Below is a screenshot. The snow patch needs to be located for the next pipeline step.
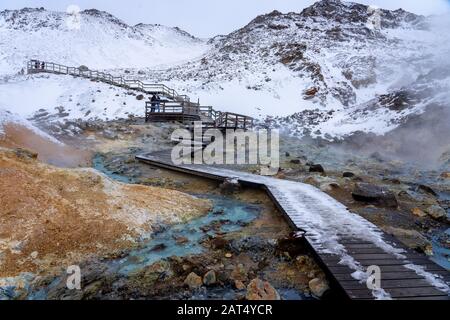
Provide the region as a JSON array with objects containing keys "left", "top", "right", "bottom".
[{"left": 0, "top": 108, "right": 61, "bottom": 144}]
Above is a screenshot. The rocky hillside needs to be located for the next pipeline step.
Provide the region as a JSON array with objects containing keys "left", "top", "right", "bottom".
[
  {"left": 0, "top": 7, "right": 209, "bottom": 74},
  {"left": 1, "top": 1, "right": 449, "bottom": 141},
  {"left": 149, "top": 0, "right": 450, "bottom": 138}
]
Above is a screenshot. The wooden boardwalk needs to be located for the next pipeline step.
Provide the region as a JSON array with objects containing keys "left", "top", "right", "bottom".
[
  {"left": 136, "top": 150, "right": 450, "bottom": 300},
  {"left": 27, "top": 60, "right": 254, "bottom": 128}
]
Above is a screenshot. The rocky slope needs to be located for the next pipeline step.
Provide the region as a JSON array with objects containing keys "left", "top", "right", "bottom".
[
  {"left": 148, "top": 0, "right": 450, "bottom": 139},
  {"left": 1, "top": 1, "right": 449, "bottom": 142},
  {"left": 0, "top": 7, "right": 209, "bottom": 75}
]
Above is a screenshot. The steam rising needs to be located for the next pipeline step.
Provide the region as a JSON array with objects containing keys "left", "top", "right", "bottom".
[{"left": 337, "top": 12, "right": 450, "bottom": 170}]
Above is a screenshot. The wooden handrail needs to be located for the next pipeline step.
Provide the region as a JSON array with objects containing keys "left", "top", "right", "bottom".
[
  {"left": 27, "top": 60, "right": 190, "bottom": 103},
  {"left": 28, "top": 60, "right": 254, "bottom": 129}
]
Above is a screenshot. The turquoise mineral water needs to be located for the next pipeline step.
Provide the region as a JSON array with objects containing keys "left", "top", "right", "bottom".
[{"left": 1, "top": 155, "right": 262, "bottom": 299}]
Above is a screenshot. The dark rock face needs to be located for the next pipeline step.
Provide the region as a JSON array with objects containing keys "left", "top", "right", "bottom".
[
  {"left": 417, "top": 184, "right": 437, "bottom": 197},
  {"left": 343, "top": 171, "right": 355, "bottom": 178},
  {"left": 309, "top": 164, "right": 325, "bottom": 173},
  {"left": 352, "top": 182, "right": 398, "bottom": 207}
]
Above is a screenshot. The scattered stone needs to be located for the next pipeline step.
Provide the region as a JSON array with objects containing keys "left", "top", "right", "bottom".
[
  {"left": 174, "top": 236, "right": 189, "bottom": 245},
  {"left": 352, "top": 183, "right": 398, "bottom": 208},
  {"left": 304, "top": 87, "right": 318, "bottom": 97},
  {"left": 343, "top": 172, "right": 355, "bottom": 178},
  {"left": 440, "top": 172, "right": 450, "bottom": 179},
  {"left": 30, "top": 251, "right": 38, "bottom": 259},
  {"left": 384, "top": 226, "right": 432, "bottom": 254},
  {"left": 79, "top": 65, "right": 89, "bottom": 71},
  {"left": 202, "top": 270, "right": 216, "bottom": 286},
  {"left": 290, "top": 159, "right": 301, "bottom": 164},
  {"left": 411, "top": 208, "right": 427, "bottom": 218},
  {"left": 140, "top": 260, "right": 173, "bottom": 285},
  {"left": 370, "top": 152, "right": 384, "bottom": 162},
  {"left": 150, "top": 243, "right": 167, "bottom": 252},
  {"left": 184, "top": 272, "right": 203, "bottom": 289},
  {"left": 285, "top": 152, "right": 290, "bottom": 157},
  {"left": 308, "top": 278, "right": 329, "bottom": 298},
  {"left": 309, "top": 164, "right": 325, "bottom": 173},
  {"left": 417, "top": 184, "right": 438, "bottom": 197},
  {"left": 426, "top": 205, "right": 446, "bottom": 220},
  {"left": 234, "top": 280, "right": 246, "bottom": 290},
  {"left": 320, "top": 182, "right": 340, "bottom": 192},
  {"left": 136, "top": 94, "right": 144, "bottom": 100},
  {"left": 230, "top": 264, "right": 247, "bottom": 282},
  {"left": 210, "top": 237, "right": 229, "bottom": 250},
  {"left": 102, "top": 130, "right": 118, "bottom": 140},
  {"left": 219, "top": 178, "right": 240, "bottom": 194},
  {"left": 225, "top": 253, "right": 232, "bottom": 258},
  {"left": 14, "top": 148, "right": 38, "bottom": 160},
  {"left": 246, "top": 278, "right": 280, "bottom": 300}
]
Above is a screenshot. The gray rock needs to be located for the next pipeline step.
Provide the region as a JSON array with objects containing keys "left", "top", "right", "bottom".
[
  {"left": 203, "top": 270, "right": 217, "bottom": 286},
  {"left": 309, "top": 164, "right": 325, "bottom": 173},
  {"left": 308, "top": 278, "right": 329, "bottom": 298},
  {"left": 343, "top": 171, "right": 355, "bottom": 178},
  {"left": 102, "top": 130, "right": 118, "bottom": 140},
  {"left": 426, "top": 205, "right": 446, "bottom": 220},
  {"left": 184, "top": 272, "right": 203, "bottom": 289},
  {"left": 352, "top": 183, "right": 398, "bottom": 207}
]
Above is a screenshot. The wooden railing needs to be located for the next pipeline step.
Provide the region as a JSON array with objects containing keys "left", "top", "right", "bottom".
[
  {"left": 145, "top": 101, "right": 199, "bottom": 116},
  {"left": 216, "top": 112, "right": 254, "bottom": 130},
  {"left": 28, "top": 60, "right": 254, "bottom": 129},
  {"left": 27, "top": 60, "right": 190, "bottom": 103}
]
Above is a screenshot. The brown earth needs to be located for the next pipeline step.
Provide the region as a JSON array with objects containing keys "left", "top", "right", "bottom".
[
  {"left": 0, "top": 147, "right": 211, "bottom": 277},
  {"left": 0, "top": 122, "right": 92, "bottom": 167}
]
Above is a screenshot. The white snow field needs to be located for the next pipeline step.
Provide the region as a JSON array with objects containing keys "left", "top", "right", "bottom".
[
  {"left": 0, "top": 8, "right": 210, "bottom": 75},
  {"left": 0, "top": 74, "right": 147, "bottom": 120},
  {"left": 0, "top": 2, "right": 449, "bottom": 138}
]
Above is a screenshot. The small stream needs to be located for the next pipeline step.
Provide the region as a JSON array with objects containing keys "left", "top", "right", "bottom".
[
  {"left": 22, "top": 194, "right": 262, "bottom": 300},
  {"left": 0, "top": 153, "right": 309, "bottom": 300}
]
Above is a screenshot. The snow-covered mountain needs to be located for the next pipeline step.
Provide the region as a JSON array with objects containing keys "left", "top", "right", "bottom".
[
  {"left": 0, "top": 1, "right": 449, "bottom": 142},
  {"left": 147, "top": 0, "right": 450, "bottom": 138},
  {"left": 0, "top": 7, "right": 209, "bottom": 74}
]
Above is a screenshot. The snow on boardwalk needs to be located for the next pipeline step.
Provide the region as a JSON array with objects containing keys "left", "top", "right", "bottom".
[{"left": 136, "top": 151, "right": 450, "bottom": 300}]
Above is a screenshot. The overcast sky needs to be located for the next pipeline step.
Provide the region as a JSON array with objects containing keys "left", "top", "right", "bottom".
[{"left": 2, "top": 0, "right": 450, "bottom": 37}]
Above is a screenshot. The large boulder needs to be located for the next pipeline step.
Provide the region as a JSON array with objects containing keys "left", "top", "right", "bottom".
[
  {"left": 184, "top": 272, "right": 202, "bottom": 289},
  {"left": 426, "top": 205, "right": 446, "bottom": 220},
  {"left": 203, "top": 270, "right": 217, "bottom": 286},
  {"left": 352, "top": 183, "right": 398, "bottom": 207},
  {"left": 309, "top": 164, "right": 325, "bottom": 173},
  {"left": 219, "top": 178, "right": 240, "bottom": 194},
  {"left": 246, "top": 278, "right": 280, "bottom": 300},
  {"left": 384, "top": 226, "right": 432, "bottom": 255},
  {"left": 308, "top": 278, "right": 329, "bottom": 298}
]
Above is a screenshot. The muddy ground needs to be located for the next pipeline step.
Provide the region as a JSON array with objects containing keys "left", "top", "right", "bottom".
[{"left": 1, "top": 115, "right": 448, "bottom": 300}]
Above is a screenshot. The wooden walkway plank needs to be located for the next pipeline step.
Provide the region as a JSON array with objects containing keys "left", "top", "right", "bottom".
[{"left": 136, "top": 152, "right": 450, "bottom": 300}]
